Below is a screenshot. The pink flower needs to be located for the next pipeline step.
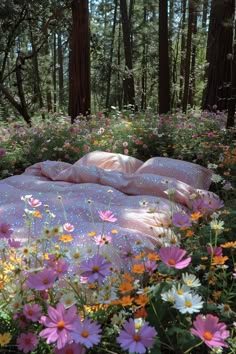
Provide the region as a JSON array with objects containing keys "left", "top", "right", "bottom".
[
  {"left": 63, "top": 222, "right": 75, "bottom": 232},
  {"left": 26, "top": 268, "right": 58, "bottom": 290},
  {"left": 23, "top": 303, "right": 42, "bottom": 322},
  {"left": 159, "top": 246, "right": 191, "bottom": 269},
  {"left": 71, "top": 316, "right": 101, "bottom": 348},
  {"left": 28, "top": 197, "right": 42, "bottom": 207},
  {"left": 172, "top": 212, "right": 192, "bottom": 228},
  {"left": 94, "top": 234, "right": 112, "bottom": 245},
  {"left": 192, "top": 196, "right": 224, "bottom": 215},
  {"left": 124, "top": 148, "right": 129, "bottom": 155},
  {"left": 0, "top": 223, "right": 13, "bottom": 238},
  {"left": 0, "top": 148, "right": 6, "bottom": 157},
  {"left": 16, "top": 333, "right": 39, "bottom": 353},
  {"left": 123, "top": 142, "right": 129, "bottom": 147},
  {"left": 54, "top": 342, "right": 86, "bottom": 354},
  {"left": 117, "top": 318, "right": 157, "bottom": 353},
  {"left": 80, "top": 254, "right": 112, "bottom": 283},
  {"left": 207, "top": 246, "right": 222, "bottom": 257},
  {"left": 191, "top": 314, "right": 230, "bottom": 348},
  {"left": 8, "top": 238, "right": 22, "bottom": 248},
  {"left": 144, "top": 260, "right": 157, "bottom": 274},
  {"left": 98, "top": 210, "right": 117, "bottom": 222},
  {"left": 39, "top": 303, "right": 77, "bottom": 349}
]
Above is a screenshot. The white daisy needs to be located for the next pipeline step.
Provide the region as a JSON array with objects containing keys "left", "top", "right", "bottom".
[
  {"left": 161, "top": 288, "right": 176, "bottom": 303},
  {"left": 174, "top": 293, "right": 203, "bottom": 314},
  {"left": 60, "top": 293, "right": 77, "bottom": 308},
  {"left": 182, "top": 273, "right": 201, "bottom": 287}
]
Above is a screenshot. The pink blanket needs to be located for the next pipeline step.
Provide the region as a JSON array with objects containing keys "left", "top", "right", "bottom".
[{"left": 0, "top": 152, "right": 220, "bottom": 264}]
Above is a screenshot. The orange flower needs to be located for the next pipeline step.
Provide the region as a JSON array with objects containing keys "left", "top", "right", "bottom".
[
  {"left": 221, "top": 241, "right": 236, "bottom": 248},
  {"left": 122, "top": 273, "right": 134, "bottom": 282},
  {"left": 59, "top": 234, "right": 74, "bottom": 242},
  {"left": 147, "top": 253, "right": 159, "bottom": 261},
  {"left": 134, "top": 307, "right": 148, "bottom": 319},
  {"left": 190, "top": 212, "right": 202, "bottom": 220},
  {"left": 119, "top": 282, "right": 134, "bottom": 294},
  {"left": 111, "top": 229, "right": 118, "bottom": 234},
  {"left": 132, "top": 264, "right": 145, "bottom": 274},
  {"left": 135, "top": 294, "right": 148, "bottom": 307},
  {"left": 119, "top": 295, "right": 133, "bottom": 306},
  {"left": 135, "top": 252, "right": 145, "bottom": 260},
  {"left": 88, "top": 231, "right": 96, "bottom": 237},
  {"left": 32, "top": 210, "right": 42, "bottom": 218},
  {"left": 186, "top": 230, "right": 194, "bottom": 237},
  {"left": 212, "top": 290, "right": 222, "bottom": 300},
  {"left": 211, "top": 256, "right": 228, "bottom": 265}
]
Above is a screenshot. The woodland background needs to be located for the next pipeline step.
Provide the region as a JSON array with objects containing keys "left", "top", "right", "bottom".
[{"left": 0, "top": 0, "right": 235, "bottom": 126}]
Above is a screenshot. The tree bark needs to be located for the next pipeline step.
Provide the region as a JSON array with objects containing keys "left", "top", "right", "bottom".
[
  {"left": 179, "top": 0, "right": 187, "bottom": 104},
  {"left": 58, "top": 31, "right": 64, "bottom": 109},
  {"left": 69, "top": 0, "right": 91, "bottom": 122}
]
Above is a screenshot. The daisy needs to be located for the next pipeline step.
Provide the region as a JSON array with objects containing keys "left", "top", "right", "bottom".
[
  {"left": 182, "top": 273, "right": 201, "bottom": 287},
  {"left": 174, "top": 293, "right": 203, "bottom": 314}
]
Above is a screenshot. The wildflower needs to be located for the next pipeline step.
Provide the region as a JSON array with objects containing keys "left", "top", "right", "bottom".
[
  {"left": 135, "top": 294, "right": 148, "bottom": 307},
  {"left": 23, "top": 303, "right": 42, "bottom": 322},
  {"left": 144, "top": 260, "right": 157, "bottom": 274},
  {"left": 210, "top": 220, "right": 224, "bottom": 233},
  {"left": 60, "top": 293, "right": 77, "bottom": 308},
  {"left": 119, "top": 295, "right": 134, "bottom": 306},
  {"left": 16, "top": 333, "right": 39, "bottom": 353},
  {"left": 159, "top": 246, "right": 191, "bottom": 269},
  {"left": 182, "top": 273, "right": 201, "bottom": 287},
  {"left": 80, "top": 254, "right": 112, "bottom": 283},
  {"left": 39, "top": 303, "right": 77, "bottom": 349},
  {"left": 172, "top": 212, "right": 192, "bottom": 228},
  {"left": 117, "top": 318, "right": 157, "bottom": 354},
  {"left": 119, "top": 282, "right": 134, "bottom": 294},
  {"left": 59, "top": 234, "right": 74, "bottom": 242},
  {"left": 192, "top": 196, "right": 224, "bottom": 214},
  {"left": 54, "top": 342, "right": 86, "bottom": 354},
  {"left": 0, "top": 332, "right": 11, "bottom": 346},
  {"left": 221, "top": 241, "right": 236, "bottom": 248},
  {"left": 132, "top": 263, "right": 145, "bottom": 274},
  {"left": 26, "top": 268, "right": 58, "bottom": 290},
  {"left": 28, "top": 197, "right": 42, "bottom": 207},
  {"left": 71, "top": 316, "right": 101, "bottom": 348},
  {"left": 98, "top": 210, "right": 117, "bottom": 222},
  {"left": 0, "top": 148, "right": 6, "bottom": 157},
  {"left": 207, "top": 246, "right": 223, "bottom": 257},
  {"left": 63, "top": 222, "right": 75, "bottom": 232},
  {"left": 174, "top": 293, "right": 203, "bottom": 314},
  {"left": 51, "top": 225, "right": 63, "bottom": 236},
  {"left": 0, "top": 223, "right": 13, "bottom": 239},
  {"left": 211, "top": 256, "right": 228, "bottom": 265},
  {"left": 218, "top": 304, "right": 234, "bottom": 318},
  {"left": 94, "top": 234, "right": 112, "bottom": 245},
  {"left": 161, "top": 288, "right": 176, "bottom": 303},
  {"left": 191, "top": 314, "right": 230, "bottom": 348}
]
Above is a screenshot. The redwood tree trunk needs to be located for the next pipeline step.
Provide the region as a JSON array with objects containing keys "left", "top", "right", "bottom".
[{"left": 69, "top": 0, "right": 90, "bottom": 122}]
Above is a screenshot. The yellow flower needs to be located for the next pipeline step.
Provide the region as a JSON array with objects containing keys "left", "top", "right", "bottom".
[
  {"left": 59, "top": 234, "right": 74, "bottom": 242},
  {"left": 0, "top": 332, "right": 12, "bottom": 346},
  {"left": 221, "top": 241, "right": 236, "bottom": 248},
  {"left": 111, "top": 229, "right": 118, "bottom": 234},
  {"left": 32, "top": 210, "right": 42, "bottom": 218},
  {"left": 88, "top": 231, "right": 96, "bottom": 237}
]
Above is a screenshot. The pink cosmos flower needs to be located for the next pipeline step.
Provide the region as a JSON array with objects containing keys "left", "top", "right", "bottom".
[
  {"left": 63, "top": 222, "right": 75, "bottom": 232},
  {"left": 28, "top": 197, "right": 42, "bottom": 207},
  {"left": 98, "top": 210, "right": 117, "bottom": 222},
  {"left": 172, "top": 212, "right": 192, "bottom": 228},
  {"left": 26, "top": 268, "right": 58, "bottom": 290},
  {"left": 191, "top": 314, "right": 230, "bottom": 348},
  {"left": 23, "top": 303, "right": 42, "bottom": 322},
  {"left": 39, "top": 303, "right": 77, "bottom": 349},
  {"left": 117, "top": 318, "right": 157, "bottom": 353},
  {"left": 159, "top": 246, "right": 191, "bottom": 269},
  {"left": 45, "top": 257, "right": 69, "bottom": 276},
  {"left": 144, "top": 260, "right": 157, "bottom": 274},
  {"left": 54, "top": 342, "right": 86, "bottom": 354},
  {"left": 94, "top": 234, "right": 112, "bottom": 245},
  {"left": 0, "top": 223, "right": 13, "bottom": 238},
  {"left": 71, "top": 316, "right": 101, "bottom": 348},
  {"left": 192, "top": 196, "right": 224, "bottom": 215},
  {"left": 80, "top": 254, "right": 112, "bottom": 283},
  {"left": 207, "top": 246, "right": 222, "bottom": 257},
  {"left": 16, "top": 332, "right": 39, "bottom": 353}
]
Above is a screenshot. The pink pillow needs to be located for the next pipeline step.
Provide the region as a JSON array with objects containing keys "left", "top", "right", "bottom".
[
  {"left": 135, "top": 157, "right": 213, "bottom": 190},
  {"left": 74, "top": 151, "right": 144, "bottom": 174}
]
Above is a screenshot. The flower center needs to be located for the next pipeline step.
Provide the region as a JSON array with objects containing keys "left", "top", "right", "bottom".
[
  {"left": 184, "top": 300, "right": 192, "bottom": 307},
  {"left": 133, "top": 334, "right": 141, "bottom": 342},
  {"left": 177, "top": 289, "right": 184, "bottom": 295},
  {"left": 81, "top": 330, "right": 89, "bottom": 338},
  {"left": 28, "top": 309, "right": 34, "bottom": 316},
  {"left": 24, "top": 338, "right": 32, "bottom": 345},
  {"left": 224, "top": 304, "right": 230, "bottom": 312},
  {"left": 43, "top": 278, "right": 49, "bottom": 284},
  {"left": 168, "top": 258, "right": 176, "bottom": 265},
  {"left": 57, "top": 320, "right": 65, "bottom": 330},
  {"left": 92, "top": 266, "right": 100, "bottom": 273},
  {"left": 203, "top": 331, "right": 213, "bottom": 341},
  {"left": 65, "top": 349, "right": 74, "bottom": 354}
]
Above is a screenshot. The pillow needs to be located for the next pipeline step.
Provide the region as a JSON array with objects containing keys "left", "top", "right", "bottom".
[
  {"left": 74, "top": 151, "right": 144, "bottom": 174},
  {"left": 135, "top": 157, "right": 213, "bottom": 190}
]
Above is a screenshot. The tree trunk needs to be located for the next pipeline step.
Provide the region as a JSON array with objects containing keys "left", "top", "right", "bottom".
[
  {"left": 58, "top": 31, "right": 64, "bottom": 109},
  {"left": 158, "top": 0, "right": 170, "bottom": 114},
  {"left": 202, "top": 0, "right": 209, "bottom": 30},
  {"left": 202, "top": 0, "right": 234, "bottom": 111},
  {"left": 179, "top": 0, "right": 187, "bottom": 104},
  {"left": 141, "top": 1, "right": 147, "bottom": 111},
  {"left": 182, "top": 0, "right": 194, "bottom": 112},
  {"left": 120, "top": 0, "right": 135, "bottom": 107},
  {"left": 15, "top": 52, "right": 31, "bottom": 124},
  {"left": 69, "top": 0, "right": 91, "bottom": 122},
  {"left": 188, "top": 10, "right": 197, "bottom": 107},
  {"left": 53, "top": 33, "right": 57, "bottom": 112}
]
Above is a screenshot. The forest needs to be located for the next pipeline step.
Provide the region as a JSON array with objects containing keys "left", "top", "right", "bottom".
[{"left": 0, "top": 0, "right": 235, "bottom": 127}]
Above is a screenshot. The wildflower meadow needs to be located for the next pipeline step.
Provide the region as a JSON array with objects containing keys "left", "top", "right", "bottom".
[{"left": 0, "top": 109, "right": 235, "bottom": 354}]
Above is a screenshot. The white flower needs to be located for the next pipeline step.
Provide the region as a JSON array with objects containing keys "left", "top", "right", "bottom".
[
  {"left": 207, "top": 163, "right": 218, "bottom": 169},
  {"left": 182, "top": 273, "right": 201, "bottom": 287},
  {"left": 210, "top": 220, "right": 224, "bottom": 233},
  {"left": 211, "top": 174, "right": 223, "bottom": 183},
  {"left": 173, "top": 293, "right": 203, "bottom": 314},
  {"left": 172, "top": 284, "right": 191, "bottom": 296},
  {"left": 161, "top": 288, "right": 176, "bottom": 303},
  {"left": 60, "top": 293, "right": 77, "bottom": 308}
]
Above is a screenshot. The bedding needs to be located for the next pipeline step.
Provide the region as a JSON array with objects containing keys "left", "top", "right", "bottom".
[{"left": 0, "top": 152, "right": 221, "bottom": 265}]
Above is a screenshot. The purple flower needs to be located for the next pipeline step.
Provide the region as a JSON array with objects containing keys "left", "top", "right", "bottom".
[
  {"left": 0, "top": 148, "right": 6, "bottom": 157},
  {"left": 191, "top": 314, "right": 230, "bottom": 348},
  {"left": 54, "top": 342, "right": 86, "bottom": 354},
  {"left": 8, "top": 238, "right": 22, "bottom": 248},
  {"left": 23, "top": 303, "right": 42, "bottom": 322},
  {"left": 207, "top": 246, "right": 222, "bottom": 257},
  {"left": 39, "top": 303, "right": 77, "bottom": 349},
  {"left": 117, "top": 318, "right": 157, "bottom": 354},
  {"left": 159, "top": 246, "right": 191, "bottom": 269},
  {"left": 26, "top": 268, "right": 58, "bottom": 290},
  {"left": 71, "top": 316, "right": 101, "bottom": 348},
  {"left": 16, "top": 333, "right": 39, "bottom": 353},
  {"left": 45, "top": 257, "right": 69, "bottom": 276},
  {"left": 172, "top": 212, "right": 192, "bottom": 228},
  {"left": 144, "top": 260, "right": 157, "bottom": 274},
  {"left": 98, "top": 210, "right": 117, "bottom": 222},
  {"left": 0, "top": 223, "right": 13, "bottom": 239},
  {"left": 80, "top": 254, "right": 112, "bottom": 283},
  {"left": 192, "top": 195, "right": 224, "bottom": 215}
]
